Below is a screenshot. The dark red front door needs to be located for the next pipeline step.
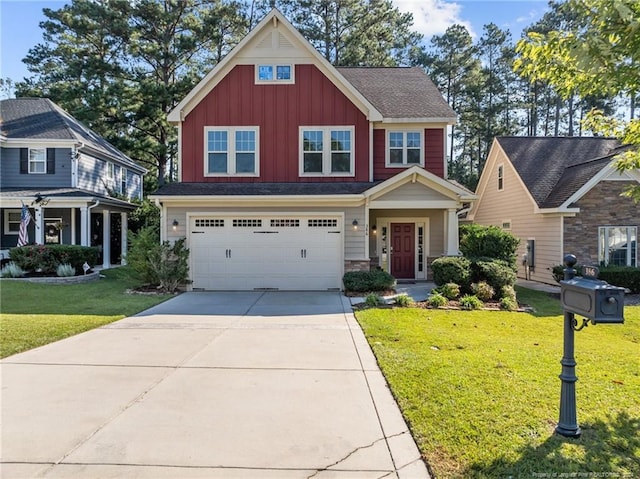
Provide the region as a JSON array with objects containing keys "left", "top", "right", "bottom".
[{"left": 391, "top": 223, "right": 415, "bottom": 279}]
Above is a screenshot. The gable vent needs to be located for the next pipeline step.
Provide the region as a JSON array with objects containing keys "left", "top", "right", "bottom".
[
  {"left": 256, "top": 33, "right": 272, "bottom": 49},
  {"left": 278, "top": 32, "right": 293, "bottom": 49}
]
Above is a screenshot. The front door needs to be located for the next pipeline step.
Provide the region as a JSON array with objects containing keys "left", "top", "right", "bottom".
[{"left": 391, "top": 223, "right": 415, "bottom": 279}]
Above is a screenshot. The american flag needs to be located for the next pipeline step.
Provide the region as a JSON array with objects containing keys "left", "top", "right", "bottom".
[{"left": 17, "top": 204, "right": 30, "bottom": 247}]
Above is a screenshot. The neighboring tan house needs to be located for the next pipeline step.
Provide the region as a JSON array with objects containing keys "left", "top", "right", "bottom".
[
  {"left": 149, "top": 9, "right": 475, "bottom": 291},
  {"left": 0, "top": 98, "right": 146, "bottom": 268},
  {"left": 469, "top": 136, "right": 639, "bottom": 285}
]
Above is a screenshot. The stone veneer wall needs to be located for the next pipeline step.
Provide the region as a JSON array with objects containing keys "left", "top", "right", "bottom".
[
  {"left": 564, "top": 180, "right": 639, "bottom": 265},
  {"left": 344, "top": 260, "right": 371, "bottom": 273}
]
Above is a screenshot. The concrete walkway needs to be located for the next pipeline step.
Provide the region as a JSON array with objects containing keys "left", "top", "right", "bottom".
[{"left": 1, "top": 292, "right": 428, "bottom": 478}]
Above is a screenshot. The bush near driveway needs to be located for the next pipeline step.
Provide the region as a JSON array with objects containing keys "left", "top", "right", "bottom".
[
  {"left": 343, "top": 270, "right": 396, "bottom": 293},
  {"left": 355, "top": 288, "right": 640, "bottom": 478}
]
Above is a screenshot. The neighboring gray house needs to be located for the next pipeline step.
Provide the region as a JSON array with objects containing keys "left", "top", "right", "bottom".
[
  {"left": 469, "top": 136, "right": 639, "bottom": 285},
  {"left": 0, "top": 98, "right": 146, "bottom": 268}
]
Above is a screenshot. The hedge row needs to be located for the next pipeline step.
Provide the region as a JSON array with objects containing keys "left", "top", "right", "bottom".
[
  {"left": 9, "top": 245, "right": 99, "bottom": 275},
  {"left": 553, "top": 264, "right": 640, "bottom": 293},
  {"left": 343, "top": 270, "right": 396, "bottom": 293}
]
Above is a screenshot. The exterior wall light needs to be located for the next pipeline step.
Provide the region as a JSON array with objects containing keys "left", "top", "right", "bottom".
[
  {"left": 372, "top": 224, "right": 377, "bottom": 235},
  {"left": 172, "top": 219, "right": 179, "bottom": 231},
  {"left": 352, "top": 219, "right": 358, "bottom": 230}
]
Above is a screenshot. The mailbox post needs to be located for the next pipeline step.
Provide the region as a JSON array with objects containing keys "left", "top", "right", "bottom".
[{"left": 555, "top": 254, "right": 625, "bottom": 438}]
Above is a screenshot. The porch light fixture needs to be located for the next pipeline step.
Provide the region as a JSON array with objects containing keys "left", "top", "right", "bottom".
[
  {"left": 352, "top": 219, "right": 358, "bottom": 230},
  {"left": 172, "top": 219, "right": 179, "bottom": 231},
  {"left": 372, "top": 225, "right": 377, "bottom": 235}
]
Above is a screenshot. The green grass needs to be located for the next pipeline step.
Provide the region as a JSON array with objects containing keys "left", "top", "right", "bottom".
[
  {"left": 356, "top": 288, "right": 640, "bottom": 478},
  {"left": 0, "top": 267, "right": 174, "bottom": 358}
]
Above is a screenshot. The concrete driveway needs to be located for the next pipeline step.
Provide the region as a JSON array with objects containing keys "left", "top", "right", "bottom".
[{"left": 1, "top": 292, "right": 428, "bottom": 478}]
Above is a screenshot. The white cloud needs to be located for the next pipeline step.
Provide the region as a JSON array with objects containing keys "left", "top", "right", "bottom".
[{"left": 393, "top": 0, "right": 475, "bottom": 40}]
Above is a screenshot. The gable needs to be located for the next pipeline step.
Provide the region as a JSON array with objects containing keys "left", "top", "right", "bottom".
[
  {"left": 372, "top": 180, "right": 452, "bottom": 202},
  {"left": 168, "top": 10, "right": 381, "bottom": 123}
]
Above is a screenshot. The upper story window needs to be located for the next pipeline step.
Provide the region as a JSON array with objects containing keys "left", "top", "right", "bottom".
[
  {"left": 120, "top": 167, "right": 127, "bottom": 195},
  {"left": 256, "top": 64, "right": 293, "bottom": 83},
  {"left": 29, "top": 148, "right": 46, "bottom": 174},
  {"left": 599, "top": 226, "right": 637, "bottom": 266},
  {"left": 106, "top": 162, "right": 114, "bottom": 180},
  {"left": 300, "top": 127, "right": 354, "bottom": 177},
  {"left": 205, "top": 127, "right": 259, "bottom": 176},
  {"left": 386, "top": 131, "right": 423, "bottom": 167},
  {"left": 497, "top": 164, "right": 504, "bottom": 190}
]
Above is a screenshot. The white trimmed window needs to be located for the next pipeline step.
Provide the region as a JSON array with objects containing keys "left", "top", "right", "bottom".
[
  {"left": 4, "top": 209, "right": 21, "bottom": 235},
  {"left": 599, "top": 226, "right": 637, "bottom": 266},
  {"left": 498, "top": 164, "right": 504, "bottom": 190},
  {"left": 386, "top": 131, "right": 423, "bottom": 167},
  {"left": 204, "top": 127, "right": 259, "bottom": 176},
  {"left": 29, "top": 148, "right": 46, "bottom": 174},
  {"left": 256, "top": 64, "right": 293, "bottom": 83},
  {"left": 300, "top": 127, "right": 354, "bottom": 176},
  {"left": 106, "top": 162, "right": 114, "bottom": 180},
  {"left": 120, "top": 167, "right": 127, "bottom": 195}
]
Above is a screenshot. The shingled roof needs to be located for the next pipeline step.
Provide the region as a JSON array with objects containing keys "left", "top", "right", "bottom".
[
  {"left": 0, "top": 98, "right": 144, "bottom": 172},
  {"left": 337, "top": 67, "right": 456, "bottom": 121},
  {"left": 497, "top": 136, "right": 622, "bottom": 208},
  {"left": 153, "top": 181, "right": 382, "bottom": 196}
]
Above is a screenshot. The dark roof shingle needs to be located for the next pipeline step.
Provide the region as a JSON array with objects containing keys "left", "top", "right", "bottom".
[
  {"left": 0, "top": 98, "right": 144, "bottom": 172},
  {"left": 337, "top": 67, "right": 456, "bottom": 120},
  {"left": 497, "top": 136, "right": 622, "bottom": 208},
  {"left": 153, "top": 182, "right": 381, "bottom": 196}
]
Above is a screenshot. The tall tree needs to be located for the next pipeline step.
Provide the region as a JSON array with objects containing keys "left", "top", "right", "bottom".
[
  {"left": 275, "top": 0, "right": 422, "bottom": 66},
  {"left": 17, "top": 0, "right": 248, "bottom": 187},
  {"left": 515, "top": 0, "right": 640, "bottom": 200}
]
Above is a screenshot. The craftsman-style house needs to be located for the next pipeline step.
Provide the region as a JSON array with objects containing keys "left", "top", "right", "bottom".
[
  {"left": 469, "top": 136, "right": 639, "bottom": 285},
  {"left": 150, "top": 10, "right": 475, "bottom": 290},
  {"left": 0, "top": 98, "right": 146, "bottom": 268}
]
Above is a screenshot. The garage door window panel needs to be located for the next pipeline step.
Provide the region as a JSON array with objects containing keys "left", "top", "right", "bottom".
[{"left": 205, "top": 127, "right": 259, "bottom": 176}]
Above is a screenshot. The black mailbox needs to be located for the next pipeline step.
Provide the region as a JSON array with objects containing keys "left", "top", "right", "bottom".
[{"left": 560, "top": 277, "right": 625, "bottom": 324}]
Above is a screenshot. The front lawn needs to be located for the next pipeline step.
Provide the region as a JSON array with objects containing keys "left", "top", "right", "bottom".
[
  {"left": 356, "top": 287, "right": 640, "bottom": 478},
  {"left": 0, "top": 267, "right": 174, "bottom": 358}
]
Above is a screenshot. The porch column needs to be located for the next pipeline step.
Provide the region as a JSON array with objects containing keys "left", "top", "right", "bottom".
[
  {"left": 34, "top": 207, "right": 44, "bottom": 244},
  {"left": 70, "top": 208, "right": 77, "bottom": 245},
  {"left": 120, "top": 212, "right": 128, "bottom": 265},
  {"left": 102, "top": 210, "right": 111, "bottom": 269},
  {"left": 80, "top": 206, "right": 90, "bottom": 246},
  {"left": 446, "top": 208, "right": 459, "bottom": 256}
]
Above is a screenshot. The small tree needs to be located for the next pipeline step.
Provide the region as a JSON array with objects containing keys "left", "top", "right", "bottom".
[
  {"left": 148, "top": 239, "right": 190, "bottom": 293},
  {"left": 459, "top": 224, "right": 520, "bottom": 268}
]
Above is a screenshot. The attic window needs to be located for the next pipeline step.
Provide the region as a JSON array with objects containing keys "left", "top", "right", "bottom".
[
  {"left": 256, "top": 64, "right": 293, "bottom": 83},
  {"left": 497, "top": 164, "right": 504, "bottom": 190}
]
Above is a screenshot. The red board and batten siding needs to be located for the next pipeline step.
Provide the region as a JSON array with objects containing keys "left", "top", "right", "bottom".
[
  {"left": 372, "top": 128, "right": 445, "bottom": 180},
  {"left": 181, "top": 64, "right": 370, "bottom": 182}
]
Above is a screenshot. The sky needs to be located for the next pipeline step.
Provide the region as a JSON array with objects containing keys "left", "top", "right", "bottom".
[{"left": 0, "top": 0, "right": 550, "bottom": 84}]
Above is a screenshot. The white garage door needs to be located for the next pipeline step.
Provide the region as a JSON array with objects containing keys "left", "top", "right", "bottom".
[{"left": 189, "top": 215, "right": 343, "bottom": 290}]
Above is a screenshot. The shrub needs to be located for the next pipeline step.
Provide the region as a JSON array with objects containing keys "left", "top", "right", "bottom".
[
  {"left": 365, "top": 293, "right": 383, "bottom": 307},
  {"left": 427, "top": 291, "right": 448, "bottom": 308},
  {"left": 9, "top": 245, "right": 98, "bottom": 274},
  {"left": 431, "top": 256, "right": 471, "bottom": 287},
  {"left": 439, "top": 282, "right": 461, "bottom": 300},
  {"left": 471, "top": 281, "right": 495, "bottom": 302},
  {"left": 459, "top": 294, "right": 484, "bottom": 310},
  {"left": 394, "top": 294, "right": 413, "bottom": 307},
  {"left": 598, "top": 266, "right": 640, "bottom": 293},
  {"left": 459, "top": 224, "right": 520, "bottom": 267},
  {"left": 474, "top": 259, "right": 517, "bottom": 296},
  {"left": 500, "top": 297, "right": 518, "bottom": 311},
  {"left": 0, "top": 262, "right": 26, "bottom": 278},
  {"left": 343, "top": 270, "right": 396, "bottom": 293},
  {"left": 56, "top": 263, "right": 76, "bottom": 277},
  {"left": 127, "top": 226, "right": 161, "bottom": 285},
  {"left": 501, "top": 285, "right": 517, "bottom": 303},
  {"left": 147, "top": 238, "right": 190, "bottom": 293}
]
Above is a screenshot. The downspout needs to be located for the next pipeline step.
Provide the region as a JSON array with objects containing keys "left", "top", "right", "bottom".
[{"left": 155, "top": 198, "right": 165, "bottom": 243}]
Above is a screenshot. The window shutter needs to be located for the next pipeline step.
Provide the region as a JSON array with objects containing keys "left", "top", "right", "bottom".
[
  {"left": 46, "top": 148, "right": 55, "bottom": 174},
  {"left": 20, "top": 148, "right": 28, "bottom": 174}
]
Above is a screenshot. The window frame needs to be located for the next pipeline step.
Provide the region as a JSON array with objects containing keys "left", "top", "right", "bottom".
[
  {"left": 203, "top": 126, "right": 260, "bottom": 177},
  {"left": 384, "top": 130, "right": 424, "bottom": 168},
  {"left": 106, "top": 162, "right": 114, "bottom": 180},
  {"left": 598, "top": 226, "right": 637, "bottom": 267},
  {"left": 120, "top": 167, "right": 127, "bottom": 195},
  {"left": 4, "top": 209, "right": 22, "bottom": 235},
  {"left": 497, "top": 164, "right": 504, "bottom": 191},
  {"left": 28, "top": 148, "right": 47, "bottom": 174},
  {"left": 299, "top": 126, "right": 355, "bottom": 177},
  {"left": 255, "top": 64, "right": 294, "bottom": 84}
]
